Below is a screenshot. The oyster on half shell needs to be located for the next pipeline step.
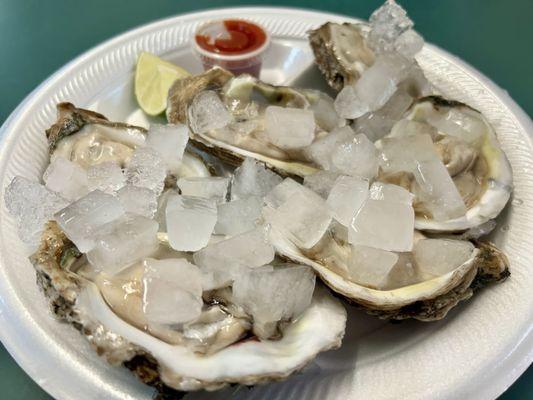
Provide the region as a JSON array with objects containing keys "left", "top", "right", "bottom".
[
  {"left": 378, "top": 96, "right": 513, "bottom": 233},
  {"left": 29, "top": 103, "right": 347, "bottom": 393},
  {"left": 167, "top": 67, "right": 346, "bottom": 178},
  {"left": 47, "top": 102, "right": 148, "bottom": 168},
  {"left": 46, "top": 102, "right": 210, "bottom": 179},
  {"left": 31, "top": 222, "right": 347, "bottom": 392},
  {"left": 269, "top": 222, "right": 509, "bottom": 321}
]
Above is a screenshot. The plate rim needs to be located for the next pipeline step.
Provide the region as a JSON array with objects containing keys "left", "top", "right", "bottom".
[{"left": 0, "top": 6, "right": 531, "bottom": 400}]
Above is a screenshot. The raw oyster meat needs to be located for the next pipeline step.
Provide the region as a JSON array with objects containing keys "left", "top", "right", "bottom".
[
  {"left": 47, "top": 102, "right": 147, "bottom": 168},
  {"left": 47, "top": 102, "right": 209, "bottom": 178}
]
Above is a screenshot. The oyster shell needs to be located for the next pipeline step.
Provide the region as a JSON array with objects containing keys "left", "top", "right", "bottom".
[
  {"left": 380, "top": 96, "right": 513, "bottom": 232},
  {"left": 269, "top": 224, "right": 509, "bottom": 321},
  {"left": 167, "top": 68, "right": 347, "bottom": 177},
  {"left": 31, "top": 222, "right": 346, "bottom": 392},
  {"left": 308, "top": 22, "right": 375, "bottom": 91},
  {"left": 47, "top": 102, "right": 147, "bottom": 168},
  {"left": 46, "top": 102, "right": 210, "bottom": 179}
]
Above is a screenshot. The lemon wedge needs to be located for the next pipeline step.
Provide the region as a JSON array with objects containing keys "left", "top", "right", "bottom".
[{"left": 134, "top": 52, "right": 190, "bottom": 116}]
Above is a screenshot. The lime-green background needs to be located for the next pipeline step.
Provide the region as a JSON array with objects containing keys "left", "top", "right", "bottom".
[{"left": 0, "top": 0, "right": 531, "bottom": 399}]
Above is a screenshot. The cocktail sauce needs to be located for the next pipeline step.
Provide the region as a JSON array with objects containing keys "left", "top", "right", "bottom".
[
  {"left": 193, "top": 19, "right": 270, "bottom": 77},
  {"left": 195, "top": 20, "right": 267, "bottom": 55}
]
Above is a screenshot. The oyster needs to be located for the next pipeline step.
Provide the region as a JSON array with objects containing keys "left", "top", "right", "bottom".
[
  {"left": 167, "top": 68, "right": 346, "bottom": 177},
  {"left": 308, "top": 3, "right": 432, "bottom": 140},
  {"left": 47, "top": 102, "right": 147, "bottom": 168},
  {"left": 379, "top": 96, "right": 513, "bottom": 232},
  {"left": 269, "top": 222, "right": 509, "bottom": 321},
  {"left": 308, "top": 22, "right": 374, "bottom": 91},
  {"left": 31, "top": 222, "right": 346, "bottom": 392},
  {"left": 259, "top": 174, "right": 509, "bottom": 321},
  {"left": 46, "top": 102, "right": 210, "bottom": 180},
  {"left": 308, "top": 2, "right": 425, "bottom": 95}
]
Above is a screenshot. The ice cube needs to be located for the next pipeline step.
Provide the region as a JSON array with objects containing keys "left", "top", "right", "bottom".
[
  {"left": 214, "top": 196, "right": 263, "bottom": 236},
  {"left": 349, "top": 198, "right": 414, "bottom": 252},
  {"left": 44, "top": 157, "right": 88, "bottom": 201},
  {"left": 54, "top": 190, "right": 125, "bottom": 252},
  {"left": 334, "top": 85, "right": 369, "bottom": 119},
  {"left": 116, "top": 185, "right": 158, "bottom": 218},
  {"left": 352, "top": 55, "right": 411, "bottom": 111},
  {"left": 368, "top": 0, "right": 414, "bottom": 53},
  {"left": 327, "top": 176, "right": 369, "bottom": 226},
  {"left": 264, "top": 106, "right": 316, "bottom": 150},
  {"left": 389, "top": 119, "right": 438, "bottom": 139},
  {"left": 232, "top": 264, "right": 315, "bottom": 338},
  {"left": 425, "top": 108, "right": 485, "bottom": 146},
  {"left": 154, "top": 189, "right": 177, "bottom": 231},
  {"left": 333, "top": 133, "right": 379, "bottom": 180},
  {"left": 305, "top": 126, "right": 354, "bottom": 170},
  {"left": 188, "top": 91, "right": 232, "bottom": 134},
  {"left": 126, "top": 146, "right": 167, "bottom": 195},
  {"left": 398, "top": 62, "right": 433, "bottom": 98},
  {"left": 380, "top": 134, "right": 466, "bottom": 219},
  {"left": 4, "top": 176, "right": 69, "bottom": 246},
  {"left": 265, "top": 191, "right": 332, "bottom": 249},
  {"left": 166, "top": 194, "right": 217, "bottom": 251},
  {"left": 307, "top": 91, "right": 342, "bottom": 132},
  {"left": 231, "top": 158, "right": 283, "bottom": 200},
  {"left": 142, "top": 258, "right": 203, "bottom": 325},
  {"left": 354, "top": 90, "right": 415, "bottom": 142},
  {"left": 145, "top": 124, "right": 189, "bottom": 171},
  {"left": 303, "top": 171, "right": 340, "bottom": 198},
  {"left": 336, "top": 54, "right": 413, "bottom": 120},
  {"left": 379, "top": 133, "right": 436, "bottom": 173},
  {"left": 369, "top": 181, "right": 413, "bottom": 204},
  {"left": 177, "top": 176, "right": 229, "bottom": 204},
  {"left": 87, "top": 214, "right": 159, "bottom": 274},
  {"left": 265, "top": 178, "right": 323, "bottom": 208},
  {"left": 87, "top": 162, "right": 126, "bottom": 194},
  {"left": 347, "top": 245, "right": 399, "bottom": 288},
  {"left": 305, "top": 127, "right": 379, "bottom": 179},
  {"left": 379, "top": 89, "right": 414, "bottom": 120},
  {"left": 193, "top": 226, "right": 275, "bottom": 290},
  {"left": 413, "top": 159, "right": 467, "bottom": 220},
  {"left": 383, "top": 252, "right": 420, "bottom": 289},
  {"left": 413, "top": 239, "right": 475, "bottom": 279},
  {"left": 354, "top": 114, "right": 395, "bottom": 143},
  {"left": 395, "top": 29, "right": 424, "bottom": 59}
]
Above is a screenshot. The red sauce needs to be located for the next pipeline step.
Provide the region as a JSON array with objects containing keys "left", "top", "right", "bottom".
[{"left": 195, "top": 20, "right": 267, "bottom": 55}]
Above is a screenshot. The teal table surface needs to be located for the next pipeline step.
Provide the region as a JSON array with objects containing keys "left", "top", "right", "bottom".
[{"left": 0, "top": 0, "right": 531, "bottom": 399}]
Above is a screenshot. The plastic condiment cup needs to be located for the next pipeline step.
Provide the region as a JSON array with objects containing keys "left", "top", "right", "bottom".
[{"left": 192, "top": 19, "right": 271, "bottom": 77}]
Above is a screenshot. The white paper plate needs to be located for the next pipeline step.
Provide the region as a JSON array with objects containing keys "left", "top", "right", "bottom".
[{"left": 0, "top": 7, "right": 531, "bottom": 400}]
